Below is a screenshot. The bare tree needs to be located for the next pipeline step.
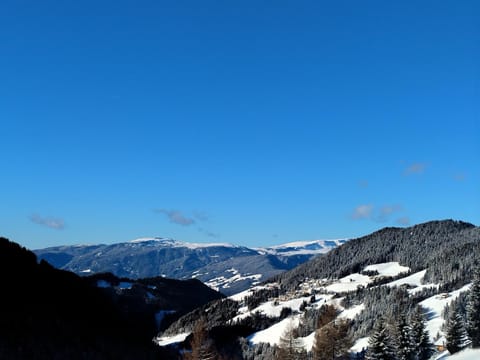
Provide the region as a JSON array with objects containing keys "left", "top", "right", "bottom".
[
  {"left": 277, "top": 319, "right": 305, "bottom": 360},
  {"left": 313, "top": 318, "right": 352, "bottom": 360},
  {"left": 184, "top": 317, "right": 219, "bottom": 360}
]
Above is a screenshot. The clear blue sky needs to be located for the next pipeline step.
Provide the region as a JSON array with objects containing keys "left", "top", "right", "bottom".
[{"left": 1, "top": 1, "right": 479, "bottom": 249}]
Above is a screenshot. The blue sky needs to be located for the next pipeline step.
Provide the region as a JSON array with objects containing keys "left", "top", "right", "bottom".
[{"left": 1, "top": 1, "right": 479, "bottom": 249}]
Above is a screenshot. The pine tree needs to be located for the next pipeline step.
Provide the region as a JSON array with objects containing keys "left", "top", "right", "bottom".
[
  {"left": 365, "top": 320, "right": 397, "bottom": 360},
  {"left": 395, "top": 314, "right": 415, "bottom": 360},
  {"left": 410, "top": 307, "right": 434, "bottom": 360},
  {"left": 445, "top": 308, "right": 468, "bottom": 354},
  {"left": 312, "top": 318, "right": 353, "bottom": 360},
  {"left": 466, "top": 268, "right": 480, "bottom": 347}
]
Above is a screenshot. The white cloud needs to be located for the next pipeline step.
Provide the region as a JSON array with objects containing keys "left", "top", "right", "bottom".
[
  {"left": 29, "top": 214, "right": 65, "bottom": 230},
  {"left": 154, "top": 209, "right": 195, "bottom": 226},
  {"left": 396, "top": 217, "right": 410, "bottom": 225},
  {"left": 352, "top": 204, "right": 374, "bottom": 220}
]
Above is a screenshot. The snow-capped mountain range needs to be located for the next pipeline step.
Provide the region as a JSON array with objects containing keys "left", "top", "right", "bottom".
[{"left": 34, "top": 237, "right": 347, "bottom": 295}]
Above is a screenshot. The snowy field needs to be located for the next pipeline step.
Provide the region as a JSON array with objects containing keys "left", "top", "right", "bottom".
[
  {"left": 363, "top": 262, "right": 409, "bottom": 277},
  {"left": 420, "top": 284, "right": 471, "bottom": 341},
  {"left": 325, "top": 262, "right": 411, "bottom": 293},
  {"left": 248, "top": 316, "right": 301, "bottom": 346}
]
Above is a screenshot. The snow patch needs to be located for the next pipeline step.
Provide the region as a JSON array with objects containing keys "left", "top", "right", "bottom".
[
  {"left": 155, "top": 332, "right": 190, "bottom": 346},
  {"left": 339, "top": 303, "right": 365, "bottom": 320},
  {"left": 436, "top": 348, "right": 480, "bottom": 360},
  {"left": 248, "top": 316, "right": 300, "bottom": 346},
  {"left": 256, "top": 239, "right": 347, "bottom": 256},
  {"left": 351, "top": 336, "right": 369, "bottom": 353},
  {"left": 129, "top": 237, "right": 238, "bottom": 249},
  {"left": 298, "top": 331, "right": 316, "bottom": 352},
  {"left": 206, "top": 272, "right": 262, "bottom": 291},
  {"left": 325, "top": 273, "right": 371, "bottom": 293},
  {"left": 363, "top": 262, "right": 410, "bottom": 277},
  {"left": 386, "top": 269, "right": 439, "bottom": 294},
  {"left": 420, "top": 283, "right": 471, "bottom": 341}
]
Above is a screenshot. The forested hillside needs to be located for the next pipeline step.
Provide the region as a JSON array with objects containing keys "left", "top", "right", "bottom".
[
  {"left": 0, "top": 237, "right": 222, "bottom": 359},
  {"left": 272, "top": 220, "right": 479, "bottom": 291},
  {"left": 157, "top": 220, "right": 480, "bottom": 359}
]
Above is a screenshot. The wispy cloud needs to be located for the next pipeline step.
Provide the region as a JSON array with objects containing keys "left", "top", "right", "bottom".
[
  {"left": 154, "top": 209, "right": 195, "bottom": 226},
  {"left": 29, "top": 214, "right": 65, "bottom": 230},
  {"left": 404, "top": 162, "right": 426, "bottom": 175},
  {"left": 376, "top": 204, "right": 403, "bottom": 222},
  {"left": 198, "top": 227, "right": 220, "bottom": 238},
  {"left": 193, "top": 211, "right": 209, "bottom": 221},
  {"left": 352, "top": 204, "right": 405, "bottom": 223},
  {"left": 396, "top": 216, "right": 410, "bottom": 225},
  {"left": 351, "top": 204, "right": 374, "bottom": 220}
]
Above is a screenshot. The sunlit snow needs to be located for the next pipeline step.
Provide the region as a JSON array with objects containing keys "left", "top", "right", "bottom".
[
  {"left": 363, "top": 262, "right": 410, "bottom": 277},
  {"left": 420, "top": 283, "right": 471, "bottom": 341},
  {"left": 248, "top": 316, "right": 300, "bottom": 346},
  {"left": 155, "top": 332, "right": 190, "bottom": 346}
]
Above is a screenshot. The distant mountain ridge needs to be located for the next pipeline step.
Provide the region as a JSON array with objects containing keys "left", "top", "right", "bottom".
[{"left": 34, "top": 237, "right": 347, "bottom": 295}]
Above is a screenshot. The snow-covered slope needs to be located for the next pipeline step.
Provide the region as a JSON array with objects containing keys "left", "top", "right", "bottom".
[
  {"left": 256, "top": 239, "right": 347, "bottom": 256},
  {"left": 159, "top": 259, "right": 476, "bottom": 358},
  {"left": 439, "top": 348, "right": 480, "bottom": 360}
]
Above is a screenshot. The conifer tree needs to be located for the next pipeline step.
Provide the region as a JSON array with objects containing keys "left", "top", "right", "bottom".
[
  {"left": 365, "top": 320, "right": 397, "bottom": 360},
  {"left": 445, "top": 308, "right": 468, "bottom": 354},
  {"left": 395, "top": 314, "right": 415, "bottom": 360},
  {"left": 410, "top": 307, "right": 434, "bottom": 360},
  {"left": 466, "top": 268, "right": 480, "bottom": 347}
]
